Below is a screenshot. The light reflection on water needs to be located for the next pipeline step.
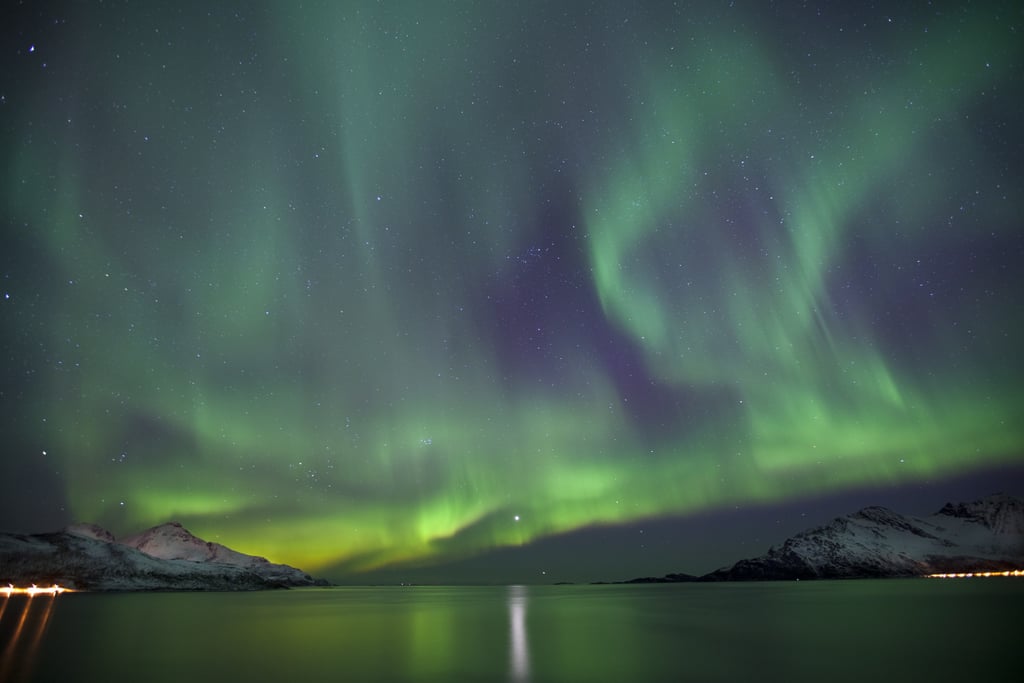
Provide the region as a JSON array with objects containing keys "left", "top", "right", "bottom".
[
  {"left": 0, "top": 594, "right": 58, "bottom": 682},
  {"left": 507, "top": 585, "right": 529, "bottom": 681},
  {"left": 5, "top": 580, "right": 1022, "bottom": 682}
]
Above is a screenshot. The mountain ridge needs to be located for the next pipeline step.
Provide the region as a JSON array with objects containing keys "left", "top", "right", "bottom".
[
  {"left": 626, "top": 493, "right": 1024, "bottom": 583},
  {"left": 0, "top": 520, "right": 325, "bottom": 591}
]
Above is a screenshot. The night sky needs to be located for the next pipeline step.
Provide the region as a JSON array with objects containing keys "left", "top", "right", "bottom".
[{"left": 2, "top": 1, "right": 1023, "bottom": 583}]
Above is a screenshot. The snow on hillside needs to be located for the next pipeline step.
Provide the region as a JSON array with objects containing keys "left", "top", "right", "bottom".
[
  {"left": 65, "top": 522, "right": 116, "bottom": 543},
  {"left": 120, "top": 522, "right": 254, "bottom": 564},
  {"left": 118, "top": 521, "right": 315, "bottom": 585},
  {"left": 704, "top": 493, "right": 1024, "bottom": 581},
  {"left": 1, "top": 522, "right": 323, "bottom": 591}
]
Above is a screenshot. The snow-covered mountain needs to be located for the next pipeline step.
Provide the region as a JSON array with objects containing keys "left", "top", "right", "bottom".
[
  {"left": 118, "top": 521, "right": 313, "bottom": 586},
  {"left": 703, "top": 493, "right": 1024, "bottom": 581},
  {"left": 0, "top": 521, "right": 324, "bottom": 591}
]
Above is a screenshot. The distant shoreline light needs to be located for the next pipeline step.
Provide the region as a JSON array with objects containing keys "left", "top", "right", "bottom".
[
  {"left": 925, "top": 570, "right": 1024, "bottom": 579},
  {"left": 1, "top": 584, "right": 72, "bottom": 597}
]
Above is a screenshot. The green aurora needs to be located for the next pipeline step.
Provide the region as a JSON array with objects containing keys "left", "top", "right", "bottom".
[{"left": 1, "top": 2, "right": 1022, "bottom": 577}]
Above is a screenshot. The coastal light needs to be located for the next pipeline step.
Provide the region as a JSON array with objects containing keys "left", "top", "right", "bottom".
[
  {"left": 2, "top": 584, "right": 71, "bottom": 597},
  {"left": 924, "top": 570, "right": 1024, "bottom": 579}
]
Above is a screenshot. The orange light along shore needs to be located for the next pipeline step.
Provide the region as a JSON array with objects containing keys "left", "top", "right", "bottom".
[
  {"left": 925, "top": 569, "right": 1024, "bottom": 579},
  {"left": 1, "top": 584, "right": 72, "bottom": 597}
]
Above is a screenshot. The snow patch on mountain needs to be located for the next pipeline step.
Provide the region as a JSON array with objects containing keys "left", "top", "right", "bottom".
[
  {"left": 65, "top": 522, "right": 116, "bottom": 543},
  {"left": 704, "top": 493, "right": 1024, "bottom": 581},
  {"left": 119, "top": 521, "right": 314, "bottom": 585},
  {"left": 1, "top": 521, "right": 324, "bottom": 591},
  {"left": 120, "top": 522, "right": 250, "bottom": 563}
]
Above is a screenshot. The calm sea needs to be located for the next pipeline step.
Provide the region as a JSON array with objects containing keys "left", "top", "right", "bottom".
[{"left": 2, "top": 580, "right": 1019, "bottom": 682}]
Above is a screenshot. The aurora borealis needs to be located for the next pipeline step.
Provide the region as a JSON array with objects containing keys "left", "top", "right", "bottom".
[{"left": 2, "top": 1, "right": 1022, "bottom": 581}]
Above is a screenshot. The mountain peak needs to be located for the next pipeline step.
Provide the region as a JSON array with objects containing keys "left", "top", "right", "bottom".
[
  {"left": 697, "top": 493, "right": 1024, "bottom": 581},
  {"left": 119, "top": 521, "right": 248, "bottom": 564},
  {"left": 65, "top": 522, "right": 116, "bottom": 543},
  {"left": 936, "top": 493, "right": 1024, "bottom": 535},
  {"left": 2, "top": 520, "right": 324, "bottom": 590}
]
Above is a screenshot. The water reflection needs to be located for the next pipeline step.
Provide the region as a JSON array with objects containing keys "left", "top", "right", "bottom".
[
  {"left": 507, "top": 585, "right": 530, "bottom": 682},
  {"left": 11, "top": 583, "right": 1024, "bottom": 682},
  {"left": 0, "top": 593, "right": 58, "bottom": 682}
]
